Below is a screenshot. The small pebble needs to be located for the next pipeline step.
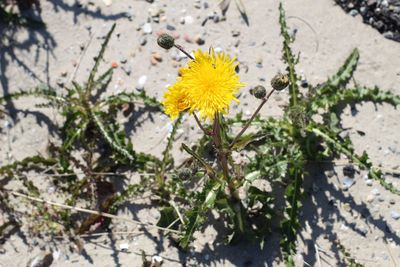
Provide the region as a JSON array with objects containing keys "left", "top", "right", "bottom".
[
  {"left": 342, "top": 176, "right": 355, "bottom": 190},
  {"left": 349, "top": 9, "right": 359, "bottom": 16},
  {"left": 193, "top": 0, "right": 201, "bottom": 9},
  {"left": 195, "top": 35, "right": 205, "bottom": 45},
  {"left": 184, "top": 34, "right": 193, "bottom": 43},
  {"left": 391, "top": 211, "right": 400, "bottom": 220},
  {"left": 213, "top": 14, "right": 220, "bottom": 23},
  {"left": 120, "top": 58, "right": 128, "bottom": 64},
  {"left": 136, "top": 75, "right": 147, "bottom": 91},
  {"left": 360, "top": 6, "right": 367, "bottom": 14},
  {"left": 366, "top": 194, "right": 375, "bottom": 203},
  {"left": 143, "top": 23, "right": 152, "bottom": 34},
  {"left": 184, "top": 15, "right": 194, "bottom": 24},
  {"left": 139, "top": 36, "right": 147, "bottom": 46},
  {"left": 343, "top": 164, "right": 356, "bottom": 177},
  {"left": 151, "top": 255, "right": 163, "bottom": 267},
  {"left": 365, "top": 179, "right": 373, "bottom": 186},
  {"left": 300, "top": 79, "right": 308, "bottom": 88},
  {"left": 56, "top": 78, "right": 64, "bottom": 87},
  {"left": 232, "top": 30, "right": 240, "bottom": 37},
  {"left": 119, "top": 243, "right": 129, "bottom": 251},
  {"left": 166, "top": 24, "right": 176, "bottom": 31},
  {"left": 383, "top": 31, "right": 394, "bottom": 39},
  {"left": 153, "top": 52, "right": 162, "bottom": 61},
  {"left": 371, "top": 188, "right": 380, "bottom": 196}
]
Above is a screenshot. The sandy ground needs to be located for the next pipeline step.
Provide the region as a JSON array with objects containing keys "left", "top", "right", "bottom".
[{"left": 1, "top": 0, "right": 400, "bottom": 266}]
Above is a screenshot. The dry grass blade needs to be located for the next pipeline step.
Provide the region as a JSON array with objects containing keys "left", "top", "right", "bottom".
[
  {"left": 235, "top": 0, "right": 249, "bottom": 25},
  {"left": 6, "top": 190, "right": 181, "bottom": 235},
  {"left": 218, "top": 0, "right": 231, "bottom": 14}
]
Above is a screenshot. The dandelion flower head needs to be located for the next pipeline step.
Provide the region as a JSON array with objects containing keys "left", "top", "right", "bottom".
[
  {"left": 162, "top": 49, "right": 245, "bottom": 120},
  {"left": 162, "top": 82, "right": 189, "bottom": 119}
]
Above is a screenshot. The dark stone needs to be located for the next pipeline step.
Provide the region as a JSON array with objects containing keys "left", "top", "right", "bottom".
[
  {"left": 166, "top": 24, "right": 176, "bottom": 31},
  {"left": 343, "top": 164, "right": 356, "bottom": 177}
]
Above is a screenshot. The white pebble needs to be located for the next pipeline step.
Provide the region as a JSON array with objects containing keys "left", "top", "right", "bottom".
[
  {"left": 184, "top": 15, "right": 194, "bottom": 24},
  {"left": 151, "top": 255, "right": 163, "bottom": 267},
  {"left": 391, "top": 211, "right": 400, "bottom": 220},
  {"left": 136, "top": 75, "right": 148, "bottom": 90},
  {"left": 342, "top": 176, "right": 355, "bottom": 189},
  {"left": 143, "top": 23, "right": 152, "bottom": 34},
  {"left": 371, "top": 188, "right": 380, "bottom": 196},
  {"left": 119, "top": 243, "right": 130, "bottom": 251}
]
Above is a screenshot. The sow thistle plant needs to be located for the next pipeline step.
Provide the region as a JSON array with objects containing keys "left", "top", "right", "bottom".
[{"left": 156, "top": 32, "right": 288, "bottom": 249}]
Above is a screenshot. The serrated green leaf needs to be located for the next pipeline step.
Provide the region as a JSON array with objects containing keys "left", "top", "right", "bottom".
[{"left": 329, "top": 48, "right": 359, "bottom": 88}]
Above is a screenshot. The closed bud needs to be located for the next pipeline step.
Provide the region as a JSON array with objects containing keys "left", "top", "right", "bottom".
[
  {"left": 157, "top": 33, "right": 175, "bottom": 50},
  {"left": 271, "top": 73, "right": 289, "bottom": 91},
  {"left": 250, "top": 85, "right": 266, "bottom": 99},
  {"left": 177, "top": 167, "right": 191, "bottom": 180}
]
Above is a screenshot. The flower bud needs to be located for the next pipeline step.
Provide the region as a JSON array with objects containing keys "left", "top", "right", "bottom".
[
  {"left": 177, "top": 167, "right": 191, "bottom": 180},
  {"left": 157, "top": 33, "right": 175, "bottom": 50},
  {"left": 271, "top": 73, "right": 289, "bottom": 91},
  {"left": 250, "top": 85, "right": 266, "bottom": 99}
]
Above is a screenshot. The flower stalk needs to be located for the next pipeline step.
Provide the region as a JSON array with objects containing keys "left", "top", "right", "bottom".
[{"left": 229, "top": 88, "right": 275, "bottom": 149}]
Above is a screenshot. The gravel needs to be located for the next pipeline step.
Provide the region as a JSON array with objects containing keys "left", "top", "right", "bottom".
[{"left": 334, "top": 0, "right": 400, "bottom": 42}]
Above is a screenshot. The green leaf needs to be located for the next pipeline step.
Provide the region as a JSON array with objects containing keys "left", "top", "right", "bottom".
[
  {"left": 329, "top": 48, "right": 359, "bottom": 88},
  {"left": 204, "top": 183, "right": 220, "bottom": 208},
  {"left": 86, "top": 23, "right": 116, "bottom": 95},
  {"left": 279, "top": 3, "right": 301, "bottom": 107}
]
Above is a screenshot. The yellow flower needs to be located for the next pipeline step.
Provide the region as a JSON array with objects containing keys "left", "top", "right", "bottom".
[
  {"left": 162, "top": 82, "right": 189, "bottom": 119},
  {"left": 182, "top": 49, "right": 245, "bottom": 120}
]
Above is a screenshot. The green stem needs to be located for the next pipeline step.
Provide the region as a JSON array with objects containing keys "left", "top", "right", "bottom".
[
  {"left": 193, "top": 113, "right": 211, "bottom": 136},
  {"left": 157, "top": 115, "right": 182, "bottom": 185},
  {"left": 229, "top": 89, "right": 275, "bottom": 149},
  {"left": 214, "top": 114, "right": 229, "bottom": 181},
  {"left": 181, "top": 143, "right": 216, "bottom": 179},
  {"left": 90, "top": 111, "right": 135, "bottom": 162}
]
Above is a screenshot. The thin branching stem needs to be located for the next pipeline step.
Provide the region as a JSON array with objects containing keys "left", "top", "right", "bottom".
[
  {"left": 193, "top": 113, "right": 211, "bottom": 135},
  {"left": 174, "top": 44, "right": 194, "bottom": 60},
  {"left": 90, "top": 111, "right": 135, "bottom": 161},
  {"left": 157, "top": 115, "right": 182, "bottom": 185},
  {"left": 229, "top": 88, "right": 275, "bottom": 149}
]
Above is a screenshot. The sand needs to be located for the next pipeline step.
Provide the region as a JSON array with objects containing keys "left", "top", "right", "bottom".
[{"left": 1, "top": 0, "right": 400, "bottom": 266}]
